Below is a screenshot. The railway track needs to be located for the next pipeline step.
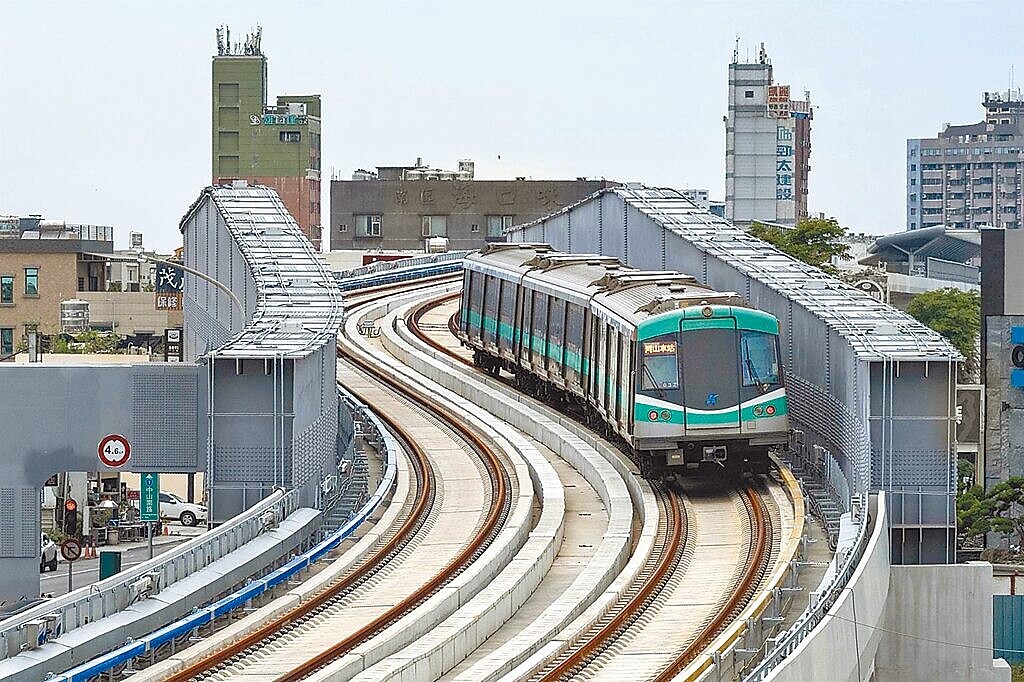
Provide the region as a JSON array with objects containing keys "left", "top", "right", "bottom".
[
  {"left": 153, "top": 285, "right": 514, "bottom": 681},
  {"left": 403, "top": 292, "right": 787, "bottom": 681}
]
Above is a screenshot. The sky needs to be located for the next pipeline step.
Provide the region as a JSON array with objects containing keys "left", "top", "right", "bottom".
[{"left": 1, "top": 0, "right": 1023, "bottom": 252}]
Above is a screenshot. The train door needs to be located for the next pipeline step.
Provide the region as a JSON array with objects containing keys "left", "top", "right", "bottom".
[{"left": 679, "top": 317, "right": 741, "bottom": 429}]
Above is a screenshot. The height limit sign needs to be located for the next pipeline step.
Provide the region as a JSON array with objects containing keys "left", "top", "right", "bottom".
[{"left": 98, "top": 434, "right": 131, "bottom": 468}]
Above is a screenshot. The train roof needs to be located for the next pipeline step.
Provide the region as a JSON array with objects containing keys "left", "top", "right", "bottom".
[{"left": 467, "top": 243, "right": 754, "bottom": 328}]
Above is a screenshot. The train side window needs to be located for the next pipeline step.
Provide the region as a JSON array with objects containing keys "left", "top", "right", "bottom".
[
  {"left": 499, "top": 280, "right": 516, "bottom": 351},
  {"left": 607, "top": 328, "right": 618, "bottom": 416},
  {"left": 549, "top": 297, "right": 566, "bottom": 373},
  {"left": 566, "top": 304, "right": 584, "bottom": 381},
  {"left": 469, "top": 271, "right": 485, "bottom": 338},
  {"left": 520, "top": 288, "right": 533, "bottom": 362},
  {"left": 483, "top": 274, "right": 499, "bottom": 345},
  {"left": 532, "top": 291, "right": 547, "bottom": 365}
]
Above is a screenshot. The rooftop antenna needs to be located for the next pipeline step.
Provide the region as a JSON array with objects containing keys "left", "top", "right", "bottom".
[{"left": 733, "top": 36, "right": 739, "bottom": 63}]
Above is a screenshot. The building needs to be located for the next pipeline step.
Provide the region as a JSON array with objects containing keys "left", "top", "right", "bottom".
[
  {"left": 906, "top": 91, "right": 1024, "bottom": 231},
  {"left": 0, "top": 218, "right": 113, "bottom": 355},
  {"left": 680, "top": 188, "right": 725, "bottom": 217},
  {"left": 725, "top": 43, "right": 812, "bottom": 229},
  {"left": 981, "top": 227, "right": 1024, "bottom": 489},
  {"left": 330, "top": 159, "right": 616, "bottom": 251},
  {"left": 211, "top": 26, "right": 323, "bottom": 248}
]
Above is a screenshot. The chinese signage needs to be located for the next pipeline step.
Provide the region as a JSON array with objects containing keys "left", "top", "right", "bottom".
[
  {"left": 250, "top": 113, "right": 308, "bottom": 126},
  {"left": 643, "top": 341, "right": 677, "bottom": 355},
  {"left": 767, "top": 85, "right": 791, "bottom": 118},
  {"left": 155, "top": 292, "right": 183, "bottom": 311},
  {"left": 155, "top": 265, "right": 183, "bottom": 293},
  {"left": 140, "top": 473, "right": 159, "bottom": 522},
  {"left": 776, "top": 123, "right": 796, "bottom": 206}
]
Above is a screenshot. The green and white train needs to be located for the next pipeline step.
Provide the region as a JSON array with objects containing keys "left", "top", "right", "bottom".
[{"left": 457, "top": 243, "right": 789, "bottom": 477}]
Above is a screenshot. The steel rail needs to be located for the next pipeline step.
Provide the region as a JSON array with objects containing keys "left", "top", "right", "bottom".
[
  {"left": 652, "top": 485, "right": 770, "bottom": 682},
  {"left": 165, "top": 383, "right": 435, "bottom": 682},
  {"left": 267, "top": 319, "right": 509, "bottom": 680}
]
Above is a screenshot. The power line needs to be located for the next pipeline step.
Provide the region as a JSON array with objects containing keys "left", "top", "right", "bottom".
[{"left": 827, "top": 611, "right": 1020, "bottom": 655}]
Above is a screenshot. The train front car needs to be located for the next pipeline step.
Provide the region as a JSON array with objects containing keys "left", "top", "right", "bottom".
[{"left": 633, "top": 304, "right": 788, "bottom": 476}]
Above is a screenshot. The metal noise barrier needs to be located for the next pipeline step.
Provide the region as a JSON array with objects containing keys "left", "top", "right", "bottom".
[
  {"left": 333, "top": 251, "right": 470, "bottom": 291},
  {"left": 0, "top": 489, "right": 297, "bottom": 660},
  {"left": 51, "top": 387, "right": 398, "bottom": 682}
]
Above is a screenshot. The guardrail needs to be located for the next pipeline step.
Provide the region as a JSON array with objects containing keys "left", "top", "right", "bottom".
[
  {"left": 51, "top": 388, "right": 398, "bottom": 682},
  {"left": 334, "top": 250, "right": 470, "bottom": 282},
  {"left": 0, "top": 488, "right": 300, "bottom": 659}
]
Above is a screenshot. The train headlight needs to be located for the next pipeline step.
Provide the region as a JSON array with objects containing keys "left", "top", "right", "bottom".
[
  {"left": 765, "top": 405, "right": 776, "bottom": 416},
  {"left": 753, "top": 406, "right": 764, "bottom": 417},
  {"left": 660, "top": 410, "right": 671, "bottom": 421},
  {"left": 648, "top": 410, "right": 659, "bottom": 421},
  {"left": 701, "top": 306, "right": 714, "bottom": 318}
]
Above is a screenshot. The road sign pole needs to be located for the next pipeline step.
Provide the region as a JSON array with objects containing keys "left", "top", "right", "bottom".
[{"left": 67, "top": 559, "right": 72, "bottom": 593}]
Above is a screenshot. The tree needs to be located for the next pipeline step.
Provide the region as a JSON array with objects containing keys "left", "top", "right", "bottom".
[
  {"left": 906, "top": 288, "right": 980, "bottom": 364},
  {"left": 984, "top": 477, "right": 1024, "bottom": 549},
  {"left": 749, "top": 216, "right": 851, "bottom": 274}
]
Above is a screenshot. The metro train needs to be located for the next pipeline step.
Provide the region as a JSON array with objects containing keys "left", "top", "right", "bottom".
[{"left": 456, "top": 243, "right": 789, "bottom": 477}]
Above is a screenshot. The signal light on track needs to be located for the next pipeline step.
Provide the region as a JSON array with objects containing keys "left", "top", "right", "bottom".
[{"left": 65, "top": 498, "right": 77, "bottom": 513}]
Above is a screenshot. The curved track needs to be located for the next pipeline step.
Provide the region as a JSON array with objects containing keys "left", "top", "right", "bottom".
[{"left": 408, "top": 292, "right": 784, "bottom": 682}]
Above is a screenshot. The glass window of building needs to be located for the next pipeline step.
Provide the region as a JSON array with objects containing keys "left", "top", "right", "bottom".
[
  {"left": 486, "top": 215, "right": 514, "bottom": 239},
  {"left": 279, "top": 131, "right": 301, "bottom": 143},
  {"left": 0, "top": 328, "right": 12, "bottom": 355},
  {"left": 354, "top": 215, "right": 381, "bottom": 237},
  {"left": 24, "top": 268, "right": 38, "bottom": 296},
  {"left": 421, "top": 215, "right": 447, "bottom": 237},
  {"left": 0, "top": 276, "right": 12, "bottom": 304}
]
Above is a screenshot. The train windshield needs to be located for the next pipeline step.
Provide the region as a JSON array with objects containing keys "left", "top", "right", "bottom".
[
  {"left": 740, "top": 331, "right": 780, "bottom": 387},
  {"left": 641, "top": 336, "right": 679, "bottom": 391}
]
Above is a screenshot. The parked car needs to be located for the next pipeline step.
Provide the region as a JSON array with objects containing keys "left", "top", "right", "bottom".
[
  {"left": 40, "top": 533, "right": 57, "bottom": 573},
  {"left": 158, "top": 492, "right": 207, "bottom": 527}
]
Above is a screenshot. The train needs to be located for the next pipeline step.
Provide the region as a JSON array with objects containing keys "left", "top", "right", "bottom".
[{"left": 456, "top": 243, "right": 789, "bottom": 477}]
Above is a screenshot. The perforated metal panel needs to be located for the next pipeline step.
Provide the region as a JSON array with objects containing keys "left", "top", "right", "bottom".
[
  {"left": 214, "top": 446, "right": 279, "bottom": 483},
  {"left": 0, "top": 488, "right": 40, "bottom": 558},
  {"left": 132, "top": 371, "right": 200, "bottom": 469}
]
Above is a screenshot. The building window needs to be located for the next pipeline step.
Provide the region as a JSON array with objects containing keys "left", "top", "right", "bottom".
[
  {"left": 744, "top": 90, "right": 754, "bottom": 98},
  {"left": 279, "top": 130, "right": 301, "bottom": 143},
  {"left": 910, "top": 208, "right": 917, "bottom": 215},
  {"left": 470, "top": 223, "right": 480, "bottom": 233},
  {"left": 486, "top": 215, "right": 514, "bottom": 238},
  {"left": 911, "top": 164, "right": 917, "bottom": 171},
  {"left": 421, "top": 215, "right": 448, "bottom": 237},
  {"left": 339, "top": 223, "right": 348, "bottom": 233},
  {"left": 0, "top": 328, "right": 12, "bottom": 355},
  {"left": 24, "top": 268, "right": 38, "bottom": 296},
  {"left": 910, "top": 178, "right": 917, "bottom": 185},
  {"left": 354, "top": 215, "right": 382, "bottom": 237},
  {"left": 0, "top": 276, "right": 12, "bottom": 304}
]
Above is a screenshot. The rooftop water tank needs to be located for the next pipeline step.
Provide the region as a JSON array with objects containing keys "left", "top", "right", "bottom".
[{"left": 61, "top": 299, "right": 89, "bottom": 333}]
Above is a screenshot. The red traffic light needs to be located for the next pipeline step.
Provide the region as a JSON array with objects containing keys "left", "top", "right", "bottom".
[{"left": 65, "top": 498, "right": 78, "bottom": 513}]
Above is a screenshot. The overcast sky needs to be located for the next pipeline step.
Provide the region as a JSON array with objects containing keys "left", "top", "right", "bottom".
[{"left": 1, "top": 1, "right": 1022, "bottom": 252}]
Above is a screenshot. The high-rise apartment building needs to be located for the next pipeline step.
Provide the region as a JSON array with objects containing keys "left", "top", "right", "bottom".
[
  {"left": 211, "top": 27, "right": 323, "bottom": 248},
  {"left": 725, "top": 43, "right": 812, "bottom": 229},
  {"left": 906, "top": 91, "right": 1024, "bottom": 231}
]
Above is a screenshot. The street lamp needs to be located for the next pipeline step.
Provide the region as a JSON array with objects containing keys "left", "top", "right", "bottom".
[{"left": 130, "top": 250, "right": 244, "bottom": 314}]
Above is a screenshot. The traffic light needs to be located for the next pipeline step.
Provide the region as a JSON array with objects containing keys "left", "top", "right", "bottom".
[{"left": 63, "top": 498, "right": 78, "bottom": 537}]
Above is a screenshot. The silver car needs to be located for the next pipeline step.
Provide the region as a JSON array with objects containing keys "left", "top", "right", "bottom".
[{"left": 40, "top": 533, "right": 57, "bottom": 572}]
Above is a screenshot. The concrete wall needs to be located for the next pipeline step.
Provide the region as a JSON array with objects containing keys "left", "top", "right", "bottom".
[
  {"left": 768, "top": 496, "right": 890, "bottom": 682},
  {"left": 875, "top": 563, "right": 1010, "bottom": 681},
  {"left": 330, "top": 179, "right": 614, "bottom": 251},
  {"left": 76, "top": 291, "right": 183, "bottom": 336}
]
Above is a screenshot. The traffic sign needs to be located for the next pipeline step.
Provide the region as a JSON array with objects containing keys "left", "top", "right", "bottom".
[
  {"left": 60, "top": 539, "right": 82, "bottom": 562},
  {"left": 140, "top": 473, "right": 159, "bottom": 522},
  {"left": 126, "top": 490, "right": 140, "bottom": 501},
  {"left": 98, "top": 434, "right": 131, "bottom": 468}
]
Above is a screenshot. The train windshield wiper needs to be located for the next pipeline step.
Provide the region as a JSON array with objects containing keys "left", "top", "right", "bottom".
[
  {"left": 643, "top": 364, "right": 667, "bottom": 400},
  {"left": 742, "top": 338, "right": 768, "bottom": 393}
]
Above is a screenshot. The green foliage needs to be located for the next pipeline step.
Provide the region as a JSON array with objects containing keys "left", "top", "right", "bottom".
[
  {"left": 957, "top": 460, "right": 1024, "bottom": 548},
  {"left": 906, "top": 288, "right": 980, "bottom": 361},
  {"left": 52, "top": 336, "right": 70, "bottom": 353},
  {"left": 749, "top": 216, "right": 851, "bottom": 274}
]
